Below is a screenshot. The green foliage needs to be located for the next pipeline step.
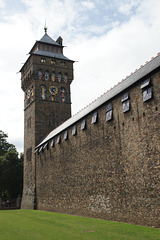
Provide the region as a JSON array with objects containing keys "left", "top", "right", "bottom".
[
  {"left": 0, "top": 210, "right": 159, "bottom": 240},
  {"left": 0, "top": 130, "right": 16, "bottom": 156},
  {"left": 0, "top": 130, "right": 23, "bottom": 200}
]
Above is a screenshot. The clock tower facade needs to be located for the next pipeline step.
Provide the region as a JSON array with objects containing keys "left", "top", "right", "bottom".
[{"left": 20, "top": 29, "right": 74, "bottom": 209}]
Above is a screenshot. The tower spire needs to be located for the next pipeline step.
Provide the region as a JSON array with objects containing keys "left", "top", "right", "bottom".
[{"left": 44, "top": 20, "right": 47, "bottom": 34}]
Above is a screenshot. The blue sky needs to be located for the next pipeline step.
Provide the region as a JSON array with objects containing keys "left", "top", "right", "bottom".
[{"left": 0, "top": 0, "right": 160, "bottom": 153}]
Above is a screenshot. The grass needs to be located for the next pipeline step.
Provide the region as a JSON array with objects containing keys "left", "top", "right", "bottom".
[{"left": 0, "top": 210, "right": 159, "bottom": 240}]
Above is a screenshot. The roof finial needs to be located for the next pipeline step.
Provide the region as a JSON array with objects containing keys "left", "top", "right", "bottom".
[{"left": 44, "top": 20, "right": 47, "bottom": 34}]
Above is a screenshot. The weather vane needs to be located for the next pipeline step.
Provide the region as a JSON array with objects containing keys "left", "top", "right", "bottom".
[{"left": 44, "top": 20, "right": 47, "bottom": 34}]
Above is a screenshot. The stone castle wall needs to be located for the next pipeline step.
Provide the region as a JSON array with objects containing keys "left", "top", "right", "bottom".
[{"left": 35, "top": 70, "right": 160, "bottom": 227}]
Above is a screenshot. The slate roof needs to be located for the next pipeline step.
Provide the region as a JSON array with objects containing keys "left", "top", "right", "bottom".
[
  {"left": 36, "top": 52, "right": 160, "bottom": 149},
  {"left": 32, "top": 49, "right": 73, "bottom": 61},
  {"left": 39, "top": 33, "right": 60, "bottom": 46}
]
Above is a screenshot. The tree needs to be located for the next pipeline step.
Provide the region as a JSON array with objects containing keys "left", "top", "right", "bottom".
[
  {"left": 0, "top": 131, "right": 23, "bottom": 201},
  {"left": 0, "top": 130, "right": 16, "bottom": 156}
]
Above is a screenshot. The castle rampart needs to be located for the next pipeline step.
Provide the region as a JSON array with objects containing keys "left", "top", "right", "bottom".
[{"left": 34, "top": 60, "right": 160, "bottom": 227}]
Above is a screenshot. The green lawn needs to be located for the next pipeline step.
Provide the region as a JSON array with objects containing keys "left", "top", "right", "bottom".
[{"left": 0, "top": 210, "right": 159, "bottom": 240}]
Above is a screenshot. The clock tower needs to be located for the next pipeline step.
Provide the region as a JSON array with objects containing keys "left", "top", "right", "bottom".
[{"left": 20, "top": 27, "right": 74, "bottom": 209}]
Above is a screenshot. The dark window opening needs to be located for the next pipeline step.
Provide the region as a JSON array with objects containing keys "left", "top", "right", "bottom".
[
  {"left": 81, "top": 119, "right": 86, "bottom": 130},
  {"left": 106, "top": 110, "right": 113, "bottom": 121},
  {"left": 91, "top": 112, "right": 98, "bottom": 124},
  {"left": 140, "top": 78, "right": 150, "bottom": 89},
  {"left": 143, "top": 87, "right": 152, "bottom": 102},
  {"left": 106, "top": 103, "right": 113, "bottom": 121},
  {"left": 57, "top": 135, "right": 61, "bottom": 144},
  {"left": 64, "top": 130, "right": 68, "bottom": 140},
  {"left": 121, "top": 92, "right": 129, "bottom": 102},
  {"left": 50, "top": 139, "right": 54, "bottom": 147},
  {"left": 43, "top": 142, "right": 49, "bottom": 150},
  {"left": 72, "top": 125, "right": 77, "bottom": 136},
  {"left": 122, "top": 100, "right": 130, "bottom": 113}
]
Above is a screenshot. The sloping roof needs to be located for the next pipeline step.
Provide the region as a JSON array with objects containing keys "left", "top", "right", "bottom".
[
  {"left": 39, "top": 33, "right": 60, "bottom": 46},
  {"left": 32, "top": 49, "right": 73, "bottom": 61},
  {"left": 36, "top": 52, "right": 160, "bottom": 149}
]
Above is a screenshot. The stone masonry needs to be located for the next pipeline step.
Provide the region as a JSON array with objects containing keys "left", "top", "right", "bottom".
[
  {"left": 21, "top": 30, "right": 160, "bottom": 227},
  {"left": 35, "top": 69, "right": 160, "bottom": 227}
]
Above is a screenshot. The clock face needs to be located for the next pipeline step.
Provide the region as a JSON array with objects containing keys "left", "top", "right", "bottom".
[
  {"left": 45, "top": 72, "right": 49, "bottom": 81},
  {"left": 38, "top": 71, "right": 42, "bottom": 80},
  {"left": 49, "top": 86, "right": 58, "bottom": 95}
]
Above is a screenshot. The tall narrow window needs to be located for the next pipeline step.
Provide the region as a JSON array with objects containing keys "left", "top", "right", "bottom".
[
  {"left": 51, "top": 72, "right": 56, "bottom": 82},
  {"left": 57, "top": 73, "right": 62, "bottom": 82},
  {"left": 121, "top": 92, "right": 130, "bottom": 113},
  {"left": 91, "top": 112, "right": 98, "bottom": 124},
  {"left": 57, "top": 135, "right": 61, "bottom": 144},
  {"left": 25, "top": 89, "right": 31, "bottom": 107},
  {"left": 106, "top": 103, "right": 113, "bottom": 121},
  {"left": 50, "top": 139, "right": 54, "bottom": 147},
  {"left": 30, "top": 88, "right": 35, "bottom": 102},
  {"left": 64, "top": 130, "right": 68, "bottom": 140},
  {"left": 122, "top": 100, "right": 130, "bottom": 113},
  {"left": 43, "top": 142, "right": 49, "bottom": 150},
  {"left": 72, "top": 125, "right": 77, "bottom": 136},
  {"left": 141, "top": 78, "right": 152, "bottom": 102},
  {"left": 38, "top": 70, "right": 43, "bottom": 80},
  {"left": 34, "top": 148, "right": 39, "bottom": 154},
  {"left": 44, "top": 71, "right": 49, "bottom": 81},
  {"left": 60, "top": 87, "right": 66, "bottom": 102},
  {"left": 81, "top": 119, "right": 86, "bottom": 130},
  {"left": 63, "top": 74, "right": 68, "bottom": 83},
  {"left": 39, "top": 146, "right": 43, "bottom": 153},
  {"left": 143, "top": 87, "right": 152, "bottom": 102}
]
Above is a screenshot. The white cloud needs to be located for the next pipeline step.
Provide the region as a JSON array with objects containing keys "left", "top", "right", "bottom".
[
  {"left": 68, "top": 0, "right": 160, "bottom": 114},
  {"left": 1, "top": 0, "right": 160, "bottom": 153},
  {"left": 114, "top": 0, "right": 141, "bottom": 15},
  {"left": 0, "top": 0, "right": 5, "bottom": 9},
  {"left": 82, "top": 1, "right": 95, "bottom": 10}
]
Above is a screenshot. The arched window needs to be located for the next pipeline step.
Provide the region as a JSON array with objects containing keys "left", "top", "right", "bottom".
[
  {"left": 57, "top": 73, "right": 62, "bottom": 82},
  {"left": 63, "top": 74, "right": 68, "bottom": 83},
  {"left": 44, "top": 71, "right": 49, "bottom": 81},
  {"left": 40, "top": 85, "right": 47, "bottom": 100},
  {"left": 30, "top": 88, "right": 35, "bottom": 102},
  {"left": 51, "top": 72, "right": 56, "bottom": 82},
  {"left": 38, "top": 70, "right": 43, "bottom": 80},
  {"left": 25, "top": 90, "right": 30, "bottom": 107},
  {"left": 60, "top": 87, "right": 66, "bottom": 102}
]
